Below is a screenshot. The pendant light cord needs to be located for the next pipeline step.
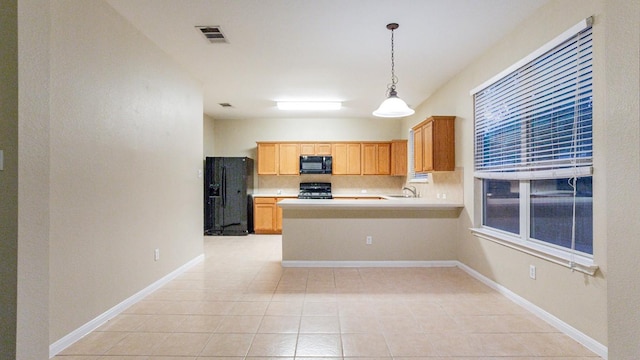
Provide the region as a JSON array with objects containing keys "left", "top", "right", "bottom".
[{"left": 390, "top": 27, "right": 396, "bottom": 88}]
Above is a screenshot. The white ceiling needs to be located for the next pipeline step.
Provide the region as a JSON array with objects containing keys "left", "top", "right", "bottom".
[{"left": 106, "top": 0, "right": 549, "bottom": 120}]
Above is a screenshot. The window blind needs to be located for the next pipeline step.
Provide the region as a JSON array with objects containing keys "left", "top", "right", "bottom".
[{"left": 473, "top": 22, "right": 593, "bottom": 180}]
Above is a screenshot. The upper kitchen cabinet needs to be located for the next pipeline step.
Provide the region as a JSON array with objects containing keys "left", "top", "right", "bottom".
[
  {"left": 278, "top": 143, "right": 300, "bottom": 175},
  {"left": 362, "top": 142, "right": 391, "bottom": 175},
  {"left": 256, "top": 142, "right": 299, "bottom": 175},
  {"left": 412, "top": 116, "right": 456, "bottom": 172},
  {"left": 332, "top": 143, "right": 361, "bottom": 175},
  {"left": 390, "top": 139, "right": 408, "bottom": 176},
  {"left": 257, "top": 143, "right": 278, "bottom": 175},
  {"left": 300, "top": 143, "right": 332, "bottom": 156}
]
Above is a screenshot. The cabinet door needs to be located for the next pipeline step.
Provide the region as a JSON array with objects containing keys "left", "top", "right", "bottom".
[
  {"left": 300, "top": 143, "right": 332, "bottom": 156},
  {"left": 361, "top": 143, "right": 378, "bottom": 175},
  {"left": 377, "top": 143, "right": 391, "bottom": 175},
  {"left": 413, "top": 127, "right": 424, "bottom": 173},
  {"left": 299, "top": 143, "right": 315, "bottom": 155},
  {"left": 346, "top": 143, "right": 361, "bottom": 174},
  {"left": 331, "top": 143, "right": 348, "bottom": 174},
  {"left": 315, "top": 143, "right": 332, "bottom": 155},
  {"left": 433, "top": 119, "right": 456, "bottom": 171},
  {"left": 257, "top": 143, "right": 278, "bottom": 175},
  {"left": 332, "top": 143, "right": 361, "bottom": 175},
  {"left": 362, "top": 143, "right": 390, "bottom": 175},
  {"left": 253, "top": 198, "right": 276, "bottom": 233},
  {"left": 423, "top": 121, "right": 434, "bottom": 171},
  {"left": 391, "top": 140, "right": 407, "bottom": 176},
  {"left": 278, "top": 143, "right": 300, "bottom": 175},
  {"left": 275, "top": 197, "right": 288, "bottom": 232}
]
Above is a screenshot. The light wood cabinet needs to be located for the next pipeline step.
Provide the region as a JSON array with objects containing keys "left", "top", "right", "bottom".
[
  {"left": 257, "top": 143, "right": 278, "bottom": 175},
  {"left": 253, "top": 197, "right": 277, "bottom": 234},
  {"left": 258, "top": 140, "right": 409, "bottom": 176},
  {"left": 253, "top": 197, "right": 291, "bottom": 234},
  {"left": 362, "top": 142, "right": 391, "bottom": 175},
  {"left": 275, "top": 198, "right": 285, "bottom": 232},
  {"left": 256, "top": 142, "right": 299, "bottom": 175},
  {"left": 391, "top": 139, "right": 408, "bottom": 176},
  {"left": 412, "top": 116, "right": 456, "bottom": 172},
  {"left": 300, "top": 143, "right": 332, "bottom": 155},
  {"left": 278, "top": 143, "right": 300, "bottom": 175},
  {"left": 332, "top": 143, "right": 361, "bottom": 175}
]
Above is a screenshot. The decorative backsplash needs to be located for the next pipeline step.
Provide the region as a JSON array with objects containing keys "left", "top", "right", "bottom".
[
  {"left": 257, "top": 175, "right": 405, "bottom": 195},
  {"left": 410, "top": 167, "right": 463, "bottom": 203},
  {"left": 256, "top": 167, "right": 463, "bottom": 203}
]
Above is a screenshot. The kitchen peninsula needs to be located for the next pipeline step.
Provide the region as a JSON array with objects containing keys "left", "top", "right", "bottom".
[{"left": 278, "top": 197, "right": 463, "bottom": 266}]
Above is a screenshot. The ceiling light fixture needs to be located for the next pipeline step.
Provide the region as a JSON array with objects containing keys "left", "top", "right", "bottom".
[
  {"left": 276, "top": 101, "right": 342, "bottom": 111},
  {"left": 373, "top": 23, "right": 415, "bottom": 118}
]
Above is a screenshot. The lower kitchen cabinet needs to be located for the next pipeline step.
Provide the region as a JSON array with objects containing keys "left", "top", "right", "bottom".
[{"left": 253, "top": 197, "right": 291, "bottom": 234}]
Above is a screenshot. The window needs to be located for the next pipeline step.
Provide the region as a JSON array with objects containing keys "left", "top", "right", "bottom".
[{"left": 472, "top": 18, "right": 594, "bottom": 266}]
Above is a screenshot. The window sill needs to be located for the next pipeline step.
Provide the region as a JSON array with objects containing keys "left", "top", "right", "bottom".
[{"left": 469, "top": 227, "right": 599, "bottom": 276}]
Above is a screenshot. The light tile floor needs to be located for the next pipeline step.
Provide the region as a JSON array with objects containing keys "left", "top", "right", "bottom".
[{"left": 54, "top": 235, "right": 602, "bottom": 359}]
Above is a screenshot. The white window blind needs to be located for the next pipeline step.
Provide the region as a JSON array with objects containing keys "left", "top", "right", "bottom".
[{"left": 473, "top": 20, "right": 593, "bottom": 180}]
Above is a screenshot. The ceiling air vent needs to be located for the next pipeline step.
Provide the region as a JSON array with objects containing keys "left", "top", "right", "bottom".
[
  {"left": 218, "top": 103, "right": 233, "bottom": 108},
  {"left": 196, "top": 26, "right": 228, "bottom": 44}
]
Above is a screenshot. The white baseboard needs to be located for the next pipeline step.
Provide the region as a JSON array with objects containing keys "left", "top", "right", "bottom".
[
  {"left": 49, "top": 253, "right": 205, "bottom": 358},
  {"left": 456, "top": 261, "right": 608, "bottom": 359},
  {"left": 281, "top": 260, "right": 459, "bottom": 268},
  {"left": 48, "top": 255, "right": 607, "bottom": 359}
]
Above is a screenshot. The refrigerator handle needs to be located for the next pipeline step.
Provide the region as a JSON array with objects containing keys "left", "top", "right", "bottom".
[{"left": 221, "top": 166, "right": 226, "bottom": 208}]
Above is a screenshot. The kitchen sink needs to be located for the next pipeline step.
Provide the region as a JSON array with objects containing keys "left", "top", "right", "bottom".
[{"left": 386, "top": 194, "right": 413, "bottom": 198}]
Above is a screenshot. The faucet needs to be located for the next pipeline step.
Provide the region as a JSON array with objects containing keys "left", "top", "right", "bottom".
[{"left": 402, "top": 185, "right": 417, "bottom": 198}]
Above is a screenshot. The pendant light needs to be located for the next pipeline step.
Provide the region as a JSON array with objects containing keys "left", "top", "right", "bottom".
[{"left": 373, "top": 23, "right": 415, "bottom": 118}]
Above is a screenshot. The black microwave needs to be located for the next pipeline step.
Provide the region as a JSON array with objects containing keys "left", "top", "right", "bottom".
[{"left": 299, "top": 155, "right": 332, "bottom": 174}]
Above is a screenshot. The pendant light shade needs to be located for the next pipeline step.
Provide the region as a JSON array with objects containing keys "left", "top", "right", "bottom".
[
  {"left": 373, "top": 23, "right": 414, "bottom": 118},
  {"left": 373, "top": 89, "right": 415, "bottom": 118}
]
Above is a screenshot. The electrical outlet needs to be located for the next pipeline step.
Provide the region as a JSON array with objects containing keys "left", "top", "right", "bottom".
[
  {"left": 154, "top": 248, "right": 160, "bottom": 261},
  {"left": 529, "top": 265, "right": 536, "bottom": 279},
  {"left": 366, "top": 236, "right": 372, "bottom": 245}
]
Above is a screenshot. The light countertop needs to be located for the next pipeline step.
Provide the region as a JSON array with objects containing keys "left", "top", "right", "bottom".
[{"left": 277, "top": 197, "right": 463, "bottom": 211}]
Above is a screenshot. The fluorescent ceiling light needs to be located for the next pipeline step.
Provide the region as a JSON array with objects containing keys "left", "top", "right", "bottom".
[{"left": 276, "top": 101, "right": 342, "bottom": 111}]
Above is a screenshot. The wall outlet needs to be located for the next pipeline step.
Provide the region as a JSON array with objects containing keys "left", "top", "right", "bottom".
[
  {"left": 154, "top": 248, "right": 160, "bottom": 261},
  {"left": 529, "top": 265, "right": 536, "bottom": 279},
  {"left": 366, "top": 236, "right": 372, "bottom": 245}
]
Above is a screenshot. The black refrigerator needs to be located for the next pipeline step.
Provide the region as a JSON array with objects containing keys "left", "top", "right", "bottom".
[{"left": 204, "top": 157, "right": 254, "bottom": 235}]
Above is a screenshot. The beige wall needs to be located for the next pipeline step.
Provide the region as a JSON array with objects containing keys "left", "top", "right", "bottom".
[
  {"left": 47, "top": 0, "right": 204, "bottom": 344},
  {"left": 213, "top": 117, "right": 405, "bottom": 159},
  {"left": 401, "top": 0, "right": 609, "bottom": 345},
  {"left": 604, "top": 0, "right": 640, "bottom": 358},
  {"left": 203, "top": 113, "right": 215, "bottom": 157},
  {"left": 282, "top": 209, "right": 461, "bottom": 262},
  {"left": 0, "top": 0, "right": 18, "bottom": 358},
  {"left": 17, "top": 0, "right": 51, "bottom": 358}
]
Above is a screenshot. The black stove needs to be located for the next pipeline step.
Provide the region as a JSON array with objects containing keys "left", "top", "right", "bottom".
[{"left": 298, "top": 182, "right": 333, "bottom": 199}]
